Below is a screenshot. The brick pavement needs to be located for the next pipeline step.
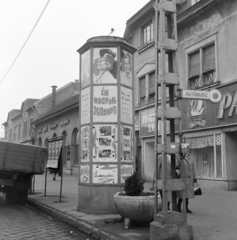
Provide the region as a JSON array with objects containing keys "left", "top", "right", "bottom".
[
  {"left": 0, "top": 195, "right": 95, "bottom": 240},
  {"left": 13, "top": 173, "right": 237, "bottom": 240}
]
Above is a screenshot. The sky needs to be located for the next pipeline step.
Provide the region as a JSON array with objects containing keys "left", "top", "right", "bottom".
[{"left": 0, "top": 0, "right": 149, "bottom": 137}]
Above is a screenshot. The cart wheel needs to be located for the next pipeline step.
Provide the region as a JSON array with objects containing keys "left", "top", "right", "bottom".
[
  {"left": 5, "top": 188, "right": 18, "bottom": 204},
  {"left": 17, "top": 190, "right": 28, "bottom": 205}
]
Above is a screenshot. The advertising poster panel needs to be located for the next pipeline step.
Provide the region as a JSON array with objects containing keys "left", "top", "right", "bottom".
[
  {"left": 81, "top": 125, "right": 90, "bottom": 162},
  {"left": 81, "top": 50, "right": 90, "bottom": 88},
  {"left": 93, "top": 48, "right": 117, "bottom": 84},
  {"left": 93, "top": 86, "right": 117, "bottom": 122},
  {"left": 121, "top": 86, "right": 133, "bottom": 124},
  {"left": 120, "top": 49, "right": 132, "bottom": 87},
  {"left": 80, "top": 164, "right": 90, "bottom": 183},
  {"left": 81, "top": 87, "right": 90, "bottom": 125},
  {"left": 93, "top": 124, "right": 117, "bottom": 162},
  {"left": 121, "top": 125, "right": 133, "bottom": 162},
  {"left": 93, "top": 164, "right": 118, "bottom": 184},
  {"left": 121, "top": 165, "right": 133, "bottom": 183},
  {"left": 46, "top": 140, "right": 63, "bottom": 169}
]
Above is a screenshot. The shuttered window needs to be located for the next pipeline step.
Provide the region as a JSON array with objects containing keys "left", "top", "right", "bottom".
[
  {"left": 189, "top": 51, "right": 200, "bottom": 77},
  {"left": 140, "top": 77, "right": 146, "bottom": 97},
  {"left": 203, "top": 44, "right": 215, "bottom": 72},
  {"left": 149, "top": 72, "right": 155, "bottom": 94}
]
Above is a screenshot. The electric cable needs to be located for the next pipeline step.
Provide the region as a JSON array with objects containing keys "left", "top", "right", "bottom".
[{"left": 0, "top": 0, "right": 51, "bottom": 84}]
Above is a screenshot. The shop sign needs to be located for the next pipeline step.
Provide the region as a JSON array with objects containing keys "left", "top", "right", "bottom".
[
  {"left": 37, "top": 128, "right": 42, "bottom": 134},
  {"left": 43, "top": 125, "right": 48, "bottom": 132},
  {"left": 188, "top": 100, "right": 207, "bottom": 129},
  {"left": 50, "top": 122, "right": 58, "bottom": 130},
  {"left": 60, "top": 118, "right": 70, "bottom": 127},
  {"left": 217, "top": 92, "right": 237, "bottom": 118},
  {"left": 140, "top": 107, "right": 170, "bottom": 138}
]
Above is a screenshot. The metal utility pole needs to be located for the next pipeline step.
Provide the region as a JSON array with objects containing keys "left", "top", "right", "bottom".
[{"left": 154, "top": 0, "right": 186, "bottom": 217}]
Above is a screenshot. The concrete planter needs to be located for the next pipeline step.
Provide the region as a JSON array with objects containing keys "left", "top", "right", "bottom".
[{"left": 114, "top": 192, "right": 161, "bottom": 223}]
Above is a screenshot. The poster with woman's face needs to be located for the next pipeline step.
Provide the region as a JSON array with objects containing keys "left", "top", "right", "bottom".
[
  {"left": 93, "top": 124, "right": 117, "bottom": 162},
  {"left": 121, "top": 125, "right": 133, "bottom": 162},
  {"left": 120, "top": 49, "right": 132, "bottom": 87},
  {"left": 81, "top": 126, "right": 90, "bottom": 162},
  {"left": 93, "top": 48, "right": 117, "bottom": 84},
  {"left": 81, "top": 50, "right": 90, "bottom": 88}
]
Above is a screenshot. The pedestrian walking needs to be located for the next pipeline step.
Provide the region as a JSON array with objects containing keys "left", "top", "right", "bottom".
[{"left": 176, "top": 152, "right": 197, "bottom": 213}]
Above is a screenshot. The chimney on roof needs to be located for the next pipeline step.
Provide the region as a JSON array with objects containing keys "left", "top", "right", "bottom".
[
  {"left": 51, "top": 85, "right": 57, "bottom": 110},
  {"left": 75, "top": 79, "right": 79, "bottom": 83}
]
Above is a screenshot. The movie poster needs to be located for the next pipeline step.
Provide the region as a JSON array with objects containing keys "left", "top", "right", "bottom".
[
  {"left": 120, "top": 49, "right": 132, "bottom": 87},
  {"left": 81, "top": 87, "right": 90, "bottom": 124},
  {"left": 80, "top": 164, "right": 90, "bottom": 183},
  {"left": 81, "top": 126, "right": 90, "bottom": 162},
  {"left": 93, "top": 86, "right": 117, "bottom": 122},
  {"left": 121, "top": 125, "right": 133, "bottom": 162},
  {"left": 121, "top": 86, "right": 133, "bottom": 124},
  {"left": 46, "top": 140, "right": 63, "bottom": 168},
  {"left": 93, "top": 164, "right": 118, "bottom": 184},
  {"left": 93, "top": 48, "right": 117, "bottom": 84},
  {"left": 93, "top": 124, "right": 117, "bottom": 162},
  {"left": 81, "top": 50, "right": 90, "bottom": 88},
  {"left": 121, "top": 165, "right": 133, "bottom": 183}
]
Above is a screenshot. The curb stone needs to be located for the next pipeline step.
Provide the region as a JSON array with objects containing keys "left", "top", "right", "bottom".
[{"left": 27, "top": 198, "right": 130, "bottom": 240}]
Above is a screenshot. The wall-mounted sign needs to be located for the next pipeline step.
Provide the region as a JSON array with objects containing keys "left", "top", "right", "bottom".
[
  {"left": 188, "top": 100, "right": 207, "bottom": 129},
  {"left": 93, "top": 86, "right": 117, "bottom": 122},
  {"left": 121, "top": 86, "right": 133, "bottom": 124},
  {"left": 80, "top": 164, "right": 90, "bottom": 183},
  {"left": 44, "top": 125, "right": 48, "bottom": 132},
  {"left": 50, "top": 123, "right": 58, "bottom": 130},
  {"left": 93, "top": 164, "right": 118, "bottom": 184},
  {"left": 60, "top": 118, "right": 70, "bottom": 127},
  {"left": 81, "top": 87, "right": 90, "bottom": 124},
  {"left": 93, "top": 124, "right": 117, "bottom": 162},
  {"left": 81, "top": 126, "right": 90, "bottom": 162},
  {"left": 140, "top": 107, "right": 170, "bottom": 138},
  {"left": 37, "top": 128, "right": 42, "bottom": 134}
]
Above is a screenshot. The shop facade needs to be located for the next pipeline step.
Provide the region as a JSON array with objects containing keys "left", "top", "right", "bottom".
[{"left": 124, "top": 0, "right": 237, "bottom": 190}]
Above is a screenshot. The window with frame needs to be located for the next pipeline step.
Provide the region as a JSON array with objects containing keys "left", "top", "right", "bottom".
[
  {"left": 188, "top": 43, "right": 216, "bottom": 89},
  {"left": 141, "top": 20, "right": 154, "bottom": 46},
  {"left": 139, "top": 76, "right": 146, "bottom": 105},
  {"left": 13, "top": 126, "right": 17, "bottom": 140},
  {"left": 23, "top": 121, "right": 27, "bottom": 137},
  {"left": 18, "top": 124, "right": 21, "bottom": 139},
  {"left": 187, "top": 134, "right": 222, "bottom": 179}
]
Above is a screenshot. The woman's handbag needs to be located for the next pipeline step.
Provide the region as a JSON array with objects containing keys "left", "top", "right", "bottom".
[{"left": 194, "top": 183, "right": 202, "bottom": 196}]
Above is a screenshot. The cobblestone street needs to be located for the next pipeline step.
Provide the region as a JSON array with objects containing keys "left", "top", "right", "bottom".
[{"left": 0, "top": 195, "right": 95, "bottom": 240}]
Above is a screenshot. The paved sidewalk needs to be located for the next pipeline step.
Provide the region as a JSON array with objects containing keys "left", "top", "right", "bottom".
[{"left": 25, "top": 173, "right": 237, "bottom": 240}]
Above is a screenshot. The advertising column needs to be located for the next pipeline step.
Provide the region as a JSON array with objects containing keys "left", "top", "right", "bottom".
[{"left": 77, "top": 37, "right": 136, "bottom": 214}]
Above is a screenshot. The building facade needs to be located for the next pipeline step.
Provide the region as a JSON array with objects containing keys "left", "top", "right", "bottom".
[
  {"left": 33, "top": 81, "right": 79, "bottom": 175},
  {"left": 124, "top": 0, "right": 237, "bottom": 190}
]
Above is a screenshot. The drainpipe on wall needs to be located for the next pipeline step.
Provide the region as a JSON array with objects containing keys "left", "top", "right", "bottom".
[{"left": 51, "top": 85, "right": 57, "bottom": 111}]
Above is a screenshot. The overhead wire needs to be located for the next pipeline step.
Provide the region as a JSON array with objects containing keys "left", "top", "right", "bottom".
[{"left": 0, "top": 0, "right": 51, "bottom": 84}]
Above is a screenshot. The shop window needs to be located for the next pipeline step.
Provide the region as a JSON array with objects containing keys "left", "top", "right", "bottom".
[
  {"left": 141, "top": 20, "right": 154, "bottom": 48},
  {"left": 139, "top": 76, "right": 146, "bottom": 105},
  {"left": 188, "top": 43, "right": 216, "bottom": 89},
  {"left": 187, "top": 134, "right": 222, "bottom": 179}
]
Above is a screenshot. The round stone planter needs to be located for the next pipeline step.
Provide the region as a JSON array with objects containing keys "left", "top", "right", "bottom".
[{"left": 114, "top": 192, "right": 161, "bottom": 223}]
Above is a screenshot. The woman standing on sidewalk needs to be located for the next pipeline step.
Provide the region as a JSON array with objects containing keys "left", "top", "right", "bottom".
[{"left": 176, "top": 153, "right": 197, "bottom": 213}]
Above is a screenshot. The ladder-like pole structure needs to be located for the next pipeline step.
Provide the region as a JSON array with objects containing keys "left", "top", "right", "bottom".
[{"left": 154, "top": 0, "right": 186, "bottom": 218}]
